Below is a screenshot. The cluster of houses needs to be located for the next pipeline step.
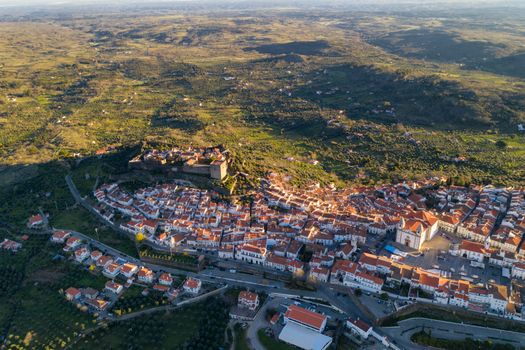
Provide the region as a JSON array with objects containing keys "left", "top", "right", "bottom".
[
  {"left": 128, "top": 146, "right": 228, "bottom": 180},
  {"left": 0, "top": 238, "right": 22, "bottom": 252},
  {"left": 327, "top": 250, "right": 516, "bottom": 314},
  {"left": 51, "top": 230, "right": 202, "bottom": 313},
  {"left": 90, "top": 174, "right": 525, "bottom": 318}
]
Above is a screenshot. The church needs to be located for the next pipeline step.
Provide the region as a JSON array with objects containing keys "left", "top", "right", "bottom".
[{"left": 395, "top": 211, "right": 439, "bottom": 250}]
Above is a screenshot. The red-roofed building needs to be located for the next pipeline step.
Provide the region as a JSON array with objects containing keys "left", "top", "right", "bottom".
[
  {"left": 336, "top": 243, "right": 356, "bottom": 260},
  {"left": 105, "top": 281, "right": 124, "bottom": 294},
  {"left": 103, "top": 262, "right": 121, "bottom": 278},
  {"left": 512, "top": 262, "right": 525, "bottom": 280},
  {"left": 395, "top": 211, "right": 439, "bottom": 250},
  {"left": 64, "top": 236, "right": 82, "bottom": 250},
  {"left": 236, "top": 244, "right": 267, "bottom": 264},
  {"left": 120, "top": 263, "right": 139, "bottom": 278},
  {"left": 183, "top": 277, "right": 202, "bottom": 294},
  {"left": 137, "top": 267, "right": 155, "bottom": 284},
  {"left": 96, "top": 255, "right": 113, "bottom": 268},
  {"left": 158, "top": 273, "right": 173, "bottom": 286},
  {"left": 27, "top": 214, "right": 44, "bottom": 229},
  {"left": 309, "top": 266, "right": 330, "bottom": 283},
  {"left": 65, "top": 287, "right": 81, "bottom": 301},
  {"left": 287, "top": 259, "right": 305, "bottom": 274},
  {"left": 90, "top": 250, "right": 103, "bottom": 263},
  {"left": 346, "top": 318, "right": 372, "bottom": 339},
  {"left": 84, "top": 298, "right": 109, "bottom": 311},
  {"left": 355, "top": 271, "right": 384, "bottom": 292},
  {"left": 153, "top": 284, "right": 170, "bottom": 292},
  {"left": 238, "top": 291, "right": 259, "bottom": 311},
  {"left": 74, "top": 247, "right": 90, "bottom": 263},
  {"left": 284, "top": 305, "right": 327, "bottom": 332},
  {"left": 51, "top": 230, "right": 71, "bottom": 244},
  {"left": 459, "top": 240, "right": 487, "bottom": 262}
]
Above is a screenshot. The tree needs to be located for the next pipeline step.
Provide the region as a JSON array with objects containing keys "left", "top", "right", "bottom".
[
  {"left": 135, "top": 232, "right": 145, "bottom": 242},
  {"left": 380, "top": 292, "right": 389, "bottom": 301},
  {"left": 354, "top": 288, "right": 362, "bottom": 297},
  {"left": 495, "top": 140, "right": 507, "bottom": 149}
]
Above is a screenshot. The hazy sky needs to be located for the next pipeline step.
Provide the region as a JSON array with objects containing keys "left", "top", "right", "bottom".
[
  {"left": 0, "top": 0, "right": 519, "bottom": 4},
  {"left": 0, "top": 0, "right": 522, "bottom": 10}
]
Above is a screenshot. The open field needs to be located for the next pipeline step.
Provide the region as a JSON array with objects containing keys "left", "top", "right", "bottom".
[
  {"left": 0, "top": 3, "right": 524, "bottom": 198},
  {"left": 74, "top": 297, "right": 230, "bottom": 349}
]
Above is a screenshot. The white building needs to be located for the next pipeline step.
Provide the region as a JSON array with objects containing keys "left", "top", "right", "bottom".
[
  {"left": 511, "top": 262, "right": 525, "bottom": 280},
  {"left": 235, "top": 244, "right": 267, "bottom": 265},
  {"left": 183, "top": 277, "right": 202, "bottom": 294},
  {"left": 346, "top": 318, "right": 372, "bottom": 339}
]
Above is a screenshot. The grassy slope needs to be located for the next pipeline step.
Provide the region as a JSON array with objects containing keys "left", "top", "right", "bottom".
[{"left": 0, "top": 10, "right": 524, "bottom": 192}]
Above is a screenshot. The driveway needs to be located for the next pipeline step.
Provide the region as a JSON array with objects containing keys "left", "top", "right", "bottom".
[{"left": 246, "top": 297, "right": 285, "bottom": 350}]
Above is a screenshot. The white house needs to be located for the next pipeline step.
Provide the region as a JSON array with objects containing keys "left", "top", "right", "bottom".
[
  {"left": 137, "top": 267, "right": 155, "bottom": 284},
  {"left": 51, "top": 230, "right": 71, "bottom": 244},
  {"left": 103, "top": 262, "right": 121, "bottom": 278},
  {"left": 238, "top": 291, "right": 259, "bottom": 311},
  {"left": 459, "top": 240, "right": 487, "bottom": 263},
  {"left": 74, "top": 247, "right": 90, "bottom": 263},
  {"left": 235, "top": 244, "right": 267, "bottom": 265},
  {"left": 158, "top": 273, "right": 173, "bottom": 286},
  {"left": 511, "top": 262, "right": 525, "bottom": 280},
  {"left": 355, "top": 271, "right": 384, "bottom": 292},
  {"left": 120, "top": 263, "right": 139, "bottom": 278},
  {"left": 346, "top": 318, "right": 372, "bottom": 339},
  {"left": 65, "top": 287, "right": 81, "bottom": 301},
  {"left": 183, "top": 277, "right": 202, "bottom": 294},
  {"left": 105, "top": 281, "right": 124, "bottom": 294}
]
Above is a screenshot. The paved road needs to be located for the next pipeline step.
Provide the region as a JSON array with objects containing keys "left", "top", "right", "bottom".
[
  {"left": 67, "top": 229, "right": 142, "bottom": 265},
  {"left": 381, "top": 317, "right": 525, "bottom": 349},
  {"left": 246, "top": 297, "right": 286, "bottom": 350}
]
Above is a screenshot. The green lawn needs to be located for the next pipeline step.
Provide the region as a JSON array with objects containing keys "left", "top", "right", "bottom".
[{"left": 110, "top": 286, "right": 169, "bottom": 316}]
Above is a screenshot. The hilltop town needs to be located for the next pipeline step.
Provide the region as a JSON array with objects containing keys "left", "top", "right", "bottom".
[
  {"left": 87, "top": 171, "right": 525, "bottom": 324},
  {"left": 2, "top": 1, "right": 525, "bottom": 348},
  {"left": 5, "top": 161, "right": 525, "bottom": 349}
]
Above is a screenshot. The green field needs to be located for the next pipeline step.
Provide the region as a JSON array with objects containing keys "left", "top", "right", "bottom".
[
  {"left": 1, "top": 3, "right": 525, "bottom": 199},
  {"left": 0, "top": 235, "right": 102, "bottom": 349},
  {"left": 75, "top": 297, "right": 230, "bottom": 350}
]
